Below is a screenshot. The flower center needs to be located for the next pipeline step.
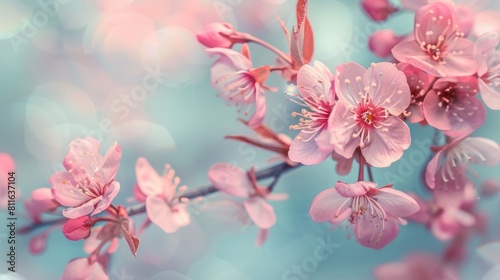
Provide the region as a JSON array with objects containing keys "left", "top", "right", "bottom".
[{"left": 436, "top": 85, "right": 456, "bottom": 111}]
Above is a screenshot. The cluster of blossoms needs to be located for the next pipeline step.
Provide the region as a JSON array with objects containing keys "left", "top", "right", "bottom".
[{"left": 17, "top": 0, "right": 500, "bottom": 279}]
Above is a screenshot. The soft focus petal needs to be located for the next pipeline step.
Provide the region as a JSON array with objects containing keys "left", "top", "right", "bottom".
[
  {"left": 375, "top": 188, "right": 420, "bottom": 217},
  {"left": 62, "top": 258, "right": 108, "bottom": 280},
  {"left": 354, "top": 215, "right": 399, "bottom": 249},
  {"left": 461, "top": 137, "right": 500, "bottom": 166},
  {"left": 335, "top": 181, "right": 372, "bottom": 197},
  {"left": 207, "top": 163, "right": 252, "bottom": 197},
  {"left": 135, "top": 157, "right": 162, "bottom": 196},
  {"left": 369, "top": 29, "right": 404, "bottom": 58},
  {"left": 146, "top": 196, "right": 189, "bottom": 233},
  {"left": 288, "top": 131, "right": 331, "bottom": 165},
  {"left": 243, "top": 197, "right": 276, "bottom": 229}
]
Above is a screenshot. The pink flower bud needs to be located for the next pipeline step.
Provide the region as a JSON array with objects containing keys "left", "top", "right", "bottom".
[
  {"left": 368, "top": 29, "right": 404, "bottom": 58},
  {"left": 361, "top": 0, "right": 398, "bottom": 21},
  {"left": 62, "top": 216, "right": 92, "bottom": 241},
  {"left": 196, "top": 22, "right": 246, "bottom": 48}
]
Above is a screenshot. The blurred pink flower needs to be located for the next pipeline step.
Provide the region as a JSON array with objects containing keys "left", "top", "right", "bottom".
[
  {"left": 475, "top": 32, "right": 500, "bottom": 110},
  {"left": 309, "top": 181, "right": 419, "bottom": 249},
  {"left": 207, "top": 45, "right": 274, "bottom": 128},
  {"left": 425, "top": 135, "right": 500, "bottom": 190},
  {"left": 208, "top": 163, "right": 287, "bottom": 231},
  {"left": 330, "top": 62, "right": 411, "bottom": 168},
  {"left": 288, "top": 61, "right": 336, "bottom": 165},
  {"left": 374, "top": 252, "right": 459, "bottom": 280},
  {"left": 62, "top": 257, "right": 108, "bottom": 280},
  {"left": 50, "top": 137, "right": 122, "bottom": 219},
  {"left": 24, "top": 188, "right": 59, "bottom": 223},
  {"left": 423, "top": 76, "right": 484, "bottom": 137},
  {"left": 397, "top": 63, "right": 434, "bottom": 124},
  {"left": 369, "top": 29, "right": 405, "bottom": 58},
  {"left": 392, "top": 1, "right": 477, "bottom": 77},
  {"left": 135, "top": 157, "right": 190, "bottom": 233},
  {"left": 196, "top": 22, "right": 247, "bottom": 48},
  {"left": 481, "top": 179, "right": 500, "bottom": 197},
  {"left": 361, "top": 0, "right": 398, "bottom": 21},
  {"left": 0, "top": 153, "right": 15, "bottom": 209}
]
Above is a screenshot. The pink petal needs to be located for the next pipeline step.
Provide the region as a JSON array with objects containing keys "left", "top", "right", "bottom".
[
  {"left": 146, "top": 196, "right": 189, "bottom": 233},
  {"left": 0, "top": 153, "right": 15, "bottom": 172},
  {"left": 207, "top": 47, "right": 252, "bottom": 73},
  {"left": 62, "top": 196, "right": 103, "bottom": 219},
  {"left": 288, "top": 131, "right": 331, "bottom": 165},
  {"left": 29, "top": 232, "right": 49, "bottom": 255},
  {"left": 335, "top": 62, "right": 366, "bottom": 107},
  {"left": 375, "top": 188, "right": 420, "bottom": 217},
  {"left": 135, "top": 157, "right": 163, "bottom": 196},
  {"left": 479, "top": 78, "right": 500, "bottom": 110},
  {"left": 335, "top": 181, "right": 373, "bottom": 197},
  {"left": 309, "top": 187, "right": 352, "bottom": 223},
  {"left": 475, "top": 32, "right": 500, "bottom": 76},
  {"left": 353, "top": 215, "right": 399, "bottom": 249},
  {"left": 297, "top": 61, "right": 334, "bottom": 101},
  {"left": 92, "top": 181, "right": 120, "bottom": 216},
  {"left": 331, "top": 150, "right": 356, "bottom": 176},
  {"left": 362, "top": 62, "right": 411, "bottom": 116},
  {"left": 425, "top": 149, "right": 444, "bottom": 189},
  {"left": 369, "top": 29, "right": 404, "bottom": 58},
  {"left": 247, "top": 84, "right": 266, "bottom": 129},
  {"left": 243, "top": 197, "right": 276, "bottom": 229},
  {"left": 255, "top": 229, "right": 269, "bottom": 247},
  {"left": 50, "top": 172, "right": 90, "bottom": 207},
  {"left": 471, "top": 11, "right": 500, "bottom": 39},
  {"left": 95, "top": 142, "right": 122, "bottom": 183},
  {"left": 329, "top": 102, "right": 361, "bottom": 159},
  {"left": 62, "top": 258, "right": 108, "bottom": 280},
  {"left": 62, "top": 216, "right": 92, "bottom": 241},
  {"left": 392, "top": 41, "right": 441, "bottom": 76},
  {"left": 461, "top": 137, "right": 500, "bottom": 166},
  {"left": 441, "top": 38, "right": 478, "bottom": 77},
  {"left": 361, "top": 116, "right": 411, "bottom": 168},
  {"left": 207, "top": 162, "right": 252, "bottom": 197}
]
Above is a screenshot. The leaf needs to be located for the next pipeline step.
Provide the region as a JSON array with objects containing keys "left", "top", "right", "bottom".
[
  {"left": 121, "top": 224, "right": 140, "bottom": 257},
  {"left": 290, "top": 0, "right": 314, "bottom": 66}
]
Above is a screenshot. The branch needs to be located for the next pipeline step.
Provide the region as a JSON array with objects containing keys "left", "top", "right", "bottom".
[{"left": 19, "top": 162, "right": 301, "bottom": 234}]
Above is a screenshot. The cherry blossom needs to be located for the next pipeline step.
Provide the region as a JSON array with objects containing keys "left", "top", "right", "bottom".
[
  {"left": 425, "top": 135, "right": 500, "bottom": 190},
  {"left": 392, "top": 0, "right": 477, "bottom": 77},
  {"left": 329, "top": 62, "right": 411, "bottom": 168},
  {"left": 288, "top": 61, "right": 336, "bottom": 165},
  {"left": 207, "top": 45, "right": 274, "bottom": 128},
  {"left": 423, "top": 76, "right": 485, "bottom": 137},
  {"left": 208, "top": 163, "right": 287, "bottom": 232},
  {"left": 135, "top": 157, "right": 190, "bottom": 233},
  {"left": 309, "top": 181, "right": 419, "bottom": 249},
  {"left": 475, "top": 32, "right": 500, "bottom": 110},
  {"left": 50, "top": 137, "right": 122, "bottom": 219},
  {"left": 397, "top": 62, "right": 434, "bottom": 124},
  {"left": 62, "top": 257, "right": 108, "bottom": 280},
  {"left": 368, "top": 29, "right": 405, "bottom": 58},
  {"left": 24, "top": 188, "right": 59, "bottom": 223}
]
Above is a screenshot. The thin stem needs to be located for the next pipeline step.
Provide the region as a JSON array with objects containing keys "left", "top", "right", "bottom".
[
  {"left": 367, "top": 165, "right": 374, "bottom": 182},
  {"left": 19, "top": 162, "right": 301, "bottom": 234},
  {"left": 244, "top": 34, "right": 293, "bottom": 65},
  {"left": 358, "top": 154, "right": 365, "bottom": 181}
]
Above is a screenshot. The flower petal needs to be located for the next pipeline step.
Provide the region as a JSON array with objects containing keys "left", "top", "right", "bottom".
[
  {"left": 135, "top": 157, "right": 163, "bottom": 196},
  {"left": 288, "top": 131, "right": 331, "bottom": 165},
  {"left": 92, "top": 181, "right": 120, "bottom": 216},
  {"left": 375, "top": 188, "right": 420, "bottom": 217},
  {"left": 50, "top": 172, "right": 90, "bottom": 207},
  {"left": 335, "top": 181, "right": 373, "bottom": 197},
  {"left": 335, "top": 62, "right": 366, "bottom": 107},
  {"left": 146, "top": 196, "right": 188, "bottom": 233},
  {"left": 297, "top": 61, "right": 334, "bottom": 101},
  {"left": 329, "top": 102, "right": 361, "bottom": 159},
  {"left": 243, "top": 197, "right": 276, "bottom": 229},
  {"left": 354, "top": 215, "right": 399, "bottom": 249},
  {"left": 361, "top": 116, "right": 411, "bottom": 168},
  {"left": 309, "top": 187, "right": 352, "bottom": 223},
  {"left": 207, "top": 163, "right": 252, "bottom": 197},
  {"left": 479, "top": 78, "right": 500, "bottom": 110}
]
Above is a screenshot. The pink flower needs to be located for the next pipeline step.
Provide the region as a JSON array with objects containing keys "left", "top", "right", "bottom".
[
  {"left": 329, "top": 62, "right": 411, "bottom": 168},
  {"left": 196, "top": 22, "right": 246, "bottom": 48},
  {"left": 0, "top": 153, "right": 15, "bottom": 208},
  {"left": 208, "top": 163, "right": 287, "bottom": 231},
  {"left": 309, "top": 181, "right": 419, "bottom": 249},
  {"left": 423, "top": 76, "right": 485, "bottom": 137},
  {"left": 62, "top": 257, "right": 108, "bottom": 280},
  {"left": 24, "top": 188, "right": 59, "bottom": 223},
  {"left": 475, "top": 32, "right": 500, "bottom": 110},
  {"left": 397, "top": 63, "right": 434, "bottom": 124},
  {"left": 374, "top": 252, "right": 459, "bottom": 280},
  {"left": 63, "top": 216, "right": 92, "bottom": 241},
  {"left": 369, "top": 29, "right": 405, "bottom": 58},
  {"left": 207, "top": 45, "right": 273, "bottom": 128},
  {"left": 392, "top": 1, "right": 477, "bottom": 77},
  {"left": 288, "top": 61, "right": 336, "bottom": 165},
  {"left": 425, "top": 135, "right": 500, "bottom": 190},
  {"left": 135, "top": 157, "right": 190, "bottom": 233},
  {"left": 361, "top": 0, "right": 398, "bottom": 21},
  {"left": 50, "top": 137, "right": 121, "bottom": 219}
]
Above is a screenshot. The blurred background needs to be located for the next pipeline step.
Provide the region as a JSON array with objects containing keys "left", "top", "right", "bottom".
[{"left": 1, "top": 0, "right": 500, "bottom": 279}]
